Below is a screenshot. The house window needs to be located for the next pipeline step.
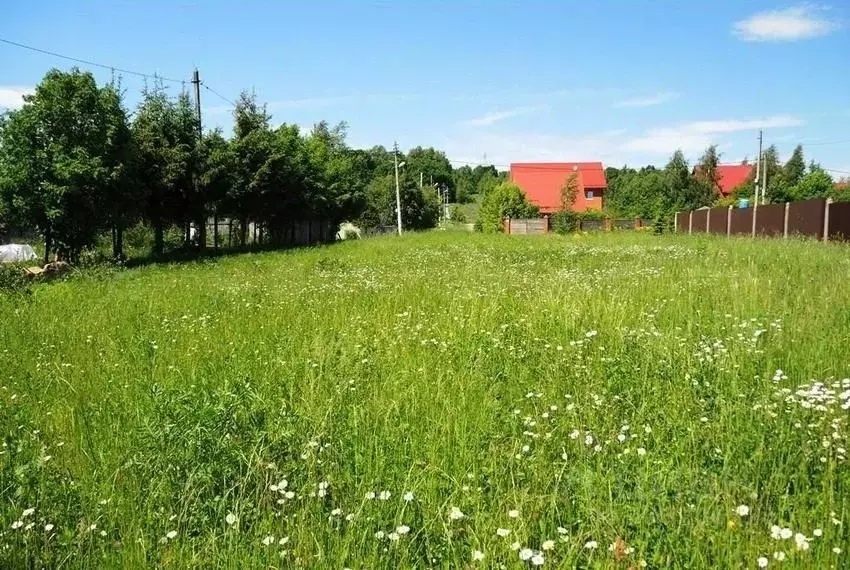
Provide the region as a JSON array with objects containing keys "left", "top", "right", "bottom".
[{"left": 586, "top": 190, "right": 595, "bottom": 199}]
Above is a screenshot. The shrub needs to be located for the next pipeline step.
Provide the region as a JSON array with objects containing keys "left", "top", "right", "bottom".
[{"left": 478, "top": 182, "right": 538, "bottom": 233}]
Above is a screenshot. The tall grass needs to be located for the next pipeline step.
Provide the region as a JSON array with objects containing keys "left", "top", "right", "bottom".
[{"left": 1, "top": 231, "right": 848, "bottom": 568}]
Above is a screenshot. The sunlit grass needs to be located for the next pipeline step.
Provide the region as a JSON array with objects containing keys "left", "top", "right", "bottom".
[{"left": 1, "top": 231, "right": 848, "bottom": 568}]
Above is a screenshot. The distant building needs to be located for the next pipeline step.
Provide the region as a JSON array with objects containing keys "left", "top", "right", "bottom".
[
  {"left": 694, "top": 164, "right": 754, "bottom": 197},
  {"left": 510, "top": 162, "right": 607, "bottom": 213}
]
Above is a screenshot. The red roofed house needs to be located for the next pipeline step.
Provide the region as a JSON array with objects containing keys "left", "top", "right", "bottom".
[
  {"left": 695, "top": 164, "right": 754, "bottom": 196},
  {"left": 510, "top": 162, "right": 607, "bottom": 213}
]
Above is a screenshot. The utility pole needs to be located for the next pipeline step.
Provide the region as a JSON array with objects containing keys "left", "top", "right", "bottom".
[
  {"left": 761, "top": 133, "right": 768, "bottom": 205},
  {"left": 191, "top": 69, "right": 207, "bottom": 250},
  {"left": 420, "top": 171, "right": 423, "bottom": 190},
  {"left": 394, "top": 141, "right": 403, "bottom": 235},
  {"left": 755, "top": 130, "right": 763, "bottom": 206}
]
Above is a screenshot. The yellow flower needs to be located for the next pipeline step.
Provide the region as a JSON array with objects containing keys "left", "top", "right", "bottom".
[{"left": 727, "top": 520, "right": 737, "bottom": 530}]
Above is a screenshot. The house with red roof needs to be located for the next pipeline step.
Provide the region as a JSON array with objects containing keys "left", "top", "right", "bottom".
[
  {"left": 509, "top": 162, "right": 607, "bottom": 213},
  {"left": 695, "top": 164, "right": 755, "bottom": 196}
]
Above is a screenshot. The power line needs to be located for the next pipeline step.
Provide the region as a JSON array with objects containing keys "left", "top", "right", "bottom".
[
  {"left": 201, "top": 83, "right": 237, "bottom": 108},
  {"left": 0, "top": 37, "right": 184, "bottom": 84}
]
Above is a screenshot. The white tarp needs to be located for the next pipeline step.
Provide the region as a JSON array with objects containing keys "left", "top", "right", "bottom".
[{"left": 0, "top": 244, "right": 38, "bottom": 263}]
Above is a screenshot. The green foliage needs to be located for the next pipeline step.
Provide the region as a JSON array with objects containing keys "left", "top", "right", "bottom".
[
  {"left": 476, "top": 182, "right": 538, "bottom": 233},
  {"left": 0, "top": 68, "right": 133, "bottom": 261},
  {"left": 784, "top": 145, "right": 806, "bottom": 187},
  {"left": 449, "top": 205, "right": 467, "bottom": 223},
  {"left": 560, "top": 173, "right": 579, "bottom": 211},
  {"left": 795, "top": 166, "right": 833, "bottom": 200}
]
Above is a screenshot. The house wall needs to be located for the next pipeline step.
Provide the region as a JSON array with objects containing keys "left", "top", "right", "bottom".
[{"left": 510, "top": 166, "right": 605, "bottom": 213}]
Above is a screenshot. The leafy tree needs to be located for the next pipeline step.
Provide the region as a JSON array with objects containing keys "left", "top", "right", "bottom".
[
  {"left": 560, "top": 173, "right": 579, "bottom": 211},
  {"left": 796, "top": 166, "right": 833, "bottom": 200},
  {"left": 198, "top": 129, "right": 234, "bottom": 246},
  {"left": 784, "top": 145, "right": 806, "bottom": 187},
  {"left": 695, "top": 145, "right": 721, "bottom": 195},
  {"left": 0, "top": 68, "right": 131, "bottom": 262},
  {"left": 405, "top": 146, "right": 453, "bottom": 195},
  {"left": 477, "top": 182, "right": 537, "bottom": 233},
  {"left": 230, "top": 91, "right": 273, "bottom": 246}
]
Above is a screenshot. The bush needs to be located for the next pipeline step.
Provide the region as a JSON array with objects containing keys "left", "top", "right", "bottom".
[
  {"left": 0, "top": 263, "right": 32, "bottom": 295},
  {"left": 478, "top": 182, "right": 538, "bottom": 233},
  {"left": 449, "top": 206, "right": 467, "bottom": 223}
]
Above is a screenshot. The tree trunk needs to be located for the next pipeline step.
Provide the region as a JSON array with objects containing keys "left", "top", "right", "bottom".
[
  {"left": 213, "top": 212, "right": 219, "bottom": 251},
  {"left": 43, "top": 228, "right": 51, "bottom": 265},
  {"left": 154, "top": 220, "right": 164, "bottom": 257},
  {"left": 112, "top": 221, "right": 124, "bottom": 260},
  {"left": 228, "top": 219, "right": 233, "bottom": 248},
  {"left": 240, "top": 217, "right": 248, "bottom": 247},
  {"left": 196, "top": 211, "right": 207, "bottom": 251}
]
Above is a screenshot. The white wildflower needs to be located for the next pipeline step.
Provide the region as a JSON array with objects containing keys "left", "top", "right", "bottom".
[
  {"left": 508, "top": 509, "right": 520, "bottom": 519},
  {"left": 225, "top": 512, "right": 237, "bottom": 526},
  {"left": 44, "top": 523, "right": 54, "bottom": 532},
  {"left": 396, "top": 525, "right": 410, "bottom": 535},
  {"left": 379, "top": 490, "right": 391, "bottom": 500},
  {"left": 472, "top": 550, "right": 485, "bottom": 561},
  {"left": 449, "top": 506, "right": 465, "bottom": 520},
  {"left": 735, "top": 504, "right": 750, "bottom": 517},
  {"left": 365, "top": 491, "right": 376, "bottom": 500},
  {"left": 757, "top": 556, "right": 768, "bottom": 568},
  {"left": 585, "top": 540, "right": 598, "bottom": 549},
  {"left": 166, "top": 530, "right": 177, "bottom": 540},
  {"left": 403, "top": 491, "right": 414, "bottom": 502},
  {"left": 541, "top": 539, "right": 555, "bottom": 550},
  {"left": 518, "top": 548, "right": 534, "bottom": 561},
  {"left": 11, "top": 521, "right": 23, "bottom": 530},
  {"left": 531, "top": 553, "right": 545, "bottom": 565},
  {"left": 261, "top": 535, "right": 274, "bottom": 546},
  {"left": 497, "top": 528, "right": 511, "bottom": 537}
]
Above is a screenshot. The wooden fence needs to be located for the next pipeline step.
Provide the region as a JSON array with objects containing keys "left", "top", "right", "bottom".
[
  {"left": 504, "top": 216, "right": 645, "bottom": 235},
  {"left": 674, "top": 199, "right": 850, "bottom": 241}
]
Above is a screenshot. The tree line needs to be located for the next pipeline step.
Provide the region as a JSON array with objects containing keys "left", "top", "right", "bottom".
[
  {"left": 604, "top": 144, "right": 845, "bottom": 225},
  {"left": 0, "top": 68, "right": 481, "bottom": 262}
]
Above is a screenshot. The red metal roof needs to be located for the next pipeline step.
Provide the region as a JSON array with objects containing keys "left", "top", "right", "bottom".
[
  {"left": 695, "top": 164, "right": 754, "bottom": 196},
  {"left": 510, "top": 162, "right": 607, "bottom": 213}
]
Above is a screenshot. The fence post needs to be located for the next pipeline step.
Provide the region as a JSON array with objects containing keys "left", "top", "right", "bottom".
[
  {"left": 688, "top": 211, "right": 693, "bottom": 235},
  {"left": 635, "top": 217, "right": 642, "bottom": 229},
  {"left": 543, "top": 215, "right": 550, "bottom": 234},
  {"left": 783, "top": 202, "right": 790, "bottom": 238},
  {"left": 823, "top": 198, "right": 833, "bottom": 242},
  {"left": 706, "top": 209, "right": 711, "bottom": 233},
  {"left": 504, "top": 216, "right": 511, "bottom": 234},
  {"left": 674, "top": 212, "right": 678, "bottom": 233},
  {"left": 751, "top": 202, "right": 758, "bottom": 238},
  {"left": 726, "top": 205, "right": 732, "bottom": 236}
]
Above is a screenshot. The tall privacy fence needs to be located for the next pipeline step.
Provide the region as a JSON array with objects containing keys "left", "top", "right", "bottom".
[
  {"left": 503, "top": 216, "right": 645, "bottom": 235},
  {"left": 675, "top": 198, "right": 850, "bottom": 242}
]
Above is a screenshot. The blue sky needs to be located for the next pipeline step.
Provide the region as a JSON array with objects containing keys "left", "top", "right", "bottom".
[{"left": 2, "top": 1, "right": 849, "bottom": 176}]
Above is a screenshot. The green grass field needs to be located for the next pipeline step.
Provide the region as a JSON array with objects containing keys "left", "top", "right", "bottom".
[{"left": 1, "top": 231, "right": 849, "bottom": 568}]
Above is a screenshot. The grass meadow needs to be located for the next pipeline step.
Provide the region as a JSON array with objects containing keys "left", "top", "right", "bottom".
[{"left": 1, "top": 231, "right": 849, "bottom": 569}]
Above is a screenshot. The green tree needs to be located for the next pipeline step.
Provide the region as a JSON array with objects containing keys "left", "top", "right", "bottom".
[
  {"left": 695, "top": 145, "right": 721, "bottom": 195},
  {"left": 477, "top": 182, "right": 538, "bottom": 233},
  {"left": 405, "top": 147, "right": 453, "bottom": 197},
  {"left": 198, "top": 129, "right": 234, "bottom": 248},
  {"left": 560, "top": 173, "right": 579, "bottom": 211},
  {"left": 783, "top": 145, "right": 806, "bottom": 187},
  {"left": 796, "top": 166, "right": 833, "bottom": 200},
  {"left": 0, "top": 68, "right": 131, "bottom": 262},
  {"left": 230, "top": 91, "right": 274, "bottom": 246}
]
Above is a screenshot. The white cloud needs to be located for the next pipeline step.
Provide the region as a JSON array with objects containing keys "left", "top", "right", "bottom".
[
  {"left": 613, "top": 92, "right": 679, "bottom": 109},
  {"left": 442, "top": 129, "right": 626, "bottom": 167},
  {"left": 733, "top": 5, "right": 839, "bottom": 42},
  {"left": 621, "top": 115, "right": 804, "bottom": 154},
  {"left": 0, "top": 86, "right": 34, "bottom": 110},
  {"left": 460, "top": 106, "right": 546, "bottom": 127}
]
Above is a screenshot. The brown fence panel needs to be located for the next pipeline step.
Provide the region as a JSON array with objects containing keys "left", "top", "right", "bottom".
[
  {"left": 708, "top": 207, "right": 728, "bottom": 235},
  {"left": 730, "top": 208, "right": 752, "bottom": 235},
  {"left": 828, "top": 201, "right": 850, "bottom": 241},
  {"left": 787, "top": 198, "right": 825, "bottom": 239},
  {"left": 691, "top": 210, "right": 708, "bottom": 233},
  {"left": 613, "top": 218, "right": 634, "bottom": 229},
  {"left": 580, "top": 219, "right": 603, "bottom": 231},
  {"left": 755, "top": 203, "right": 785, "bottom": 237},
  {"left": 676, "top": 212, "right": 688, "bottom": 232}
]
